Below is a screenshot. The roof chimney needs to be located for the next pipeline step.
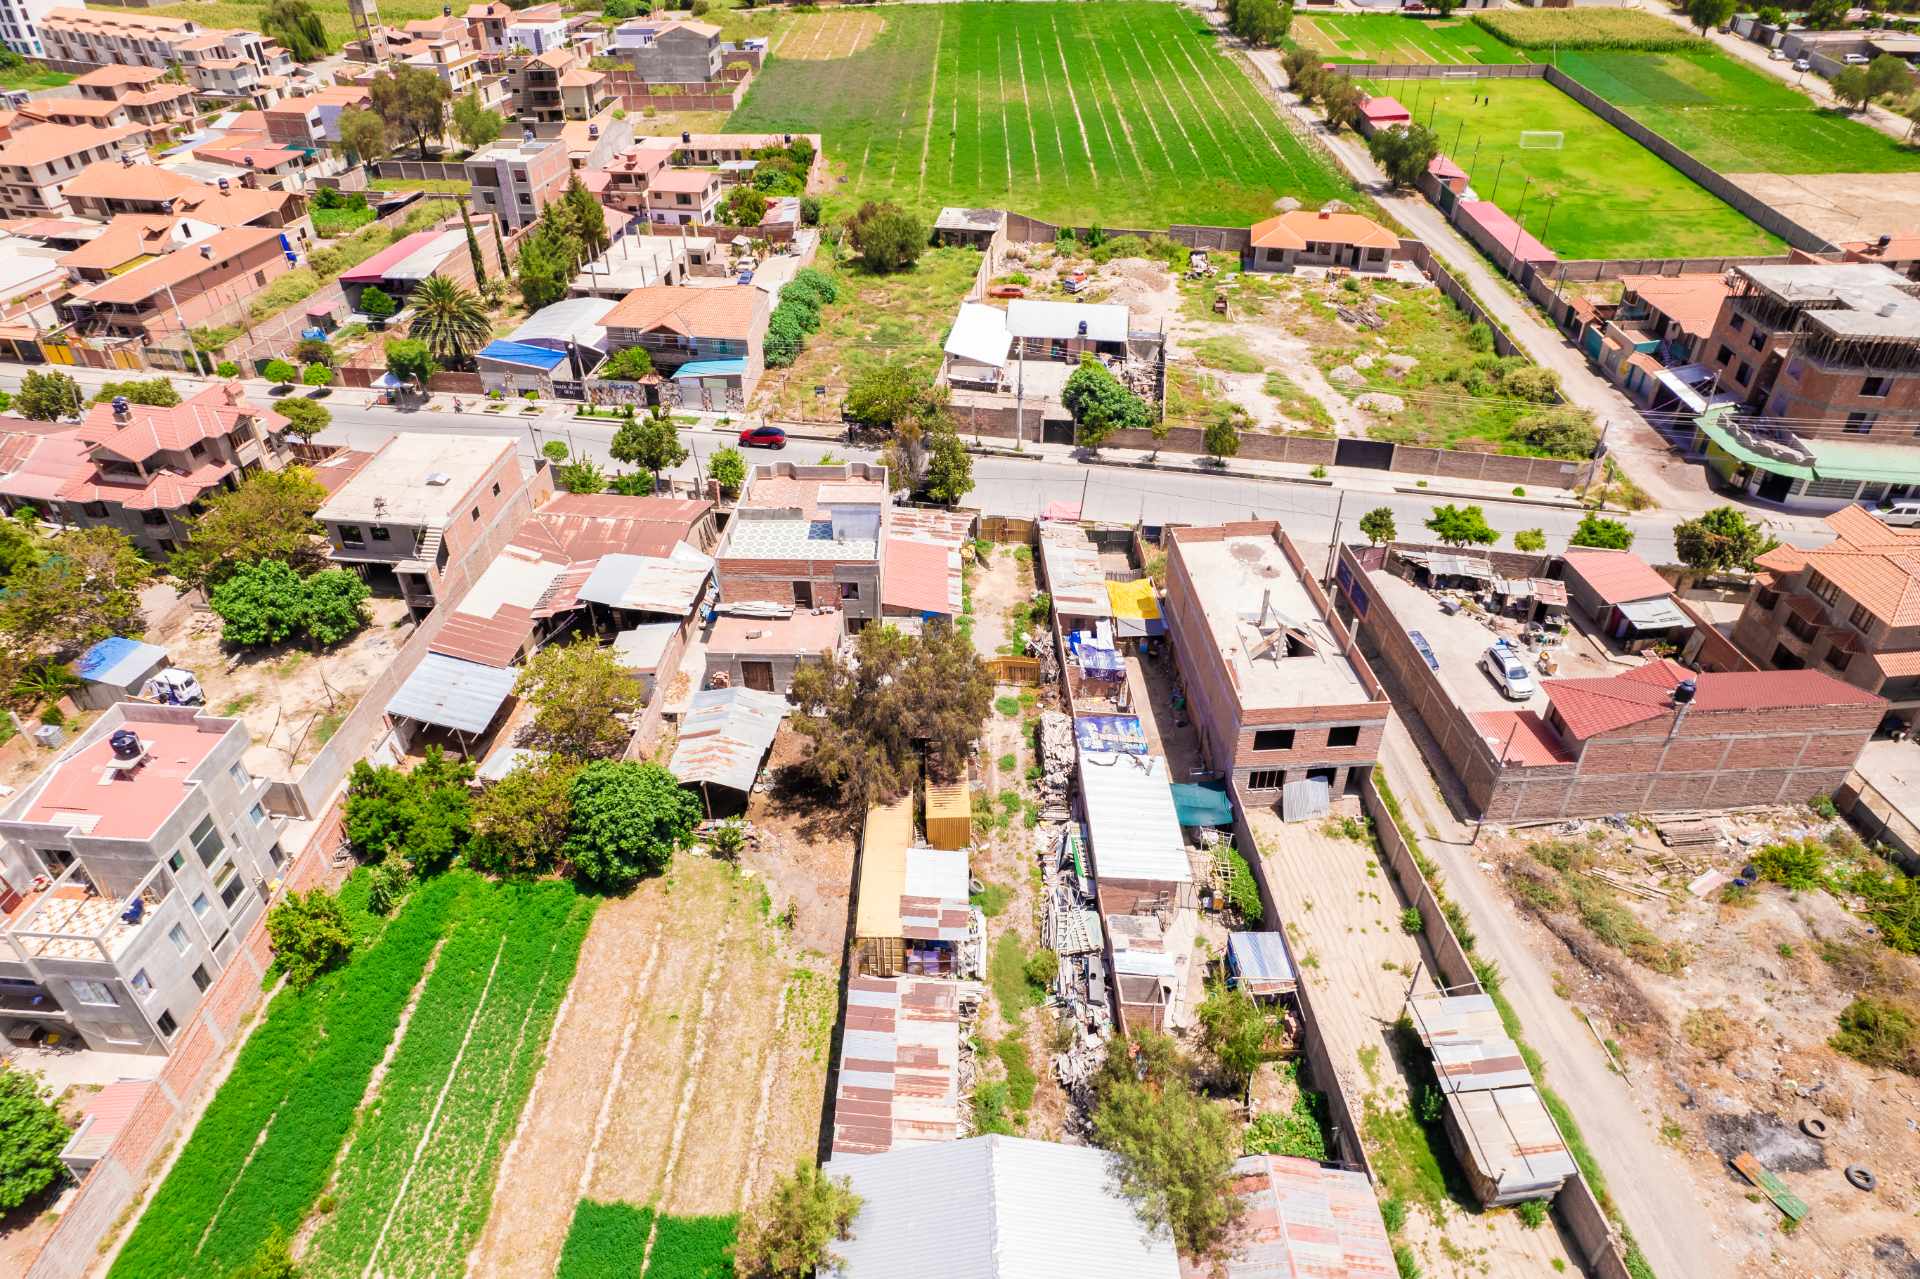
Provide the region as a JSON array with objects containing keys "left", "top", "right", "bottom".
[{"left": 111, "top": 395, "right": 130, "bottom": 422}]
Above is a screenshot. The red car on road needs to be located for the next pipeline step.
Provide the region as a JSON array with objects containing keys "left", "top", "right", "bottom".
[{"left": 739, "top": 424, "right": 787, "bottom": 449}]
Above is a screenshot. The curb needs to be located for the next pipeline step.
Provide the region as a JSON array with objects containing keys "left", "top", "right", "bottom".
[{"left": 1392, "top": 486, "right": 1585, "bottom": 511}]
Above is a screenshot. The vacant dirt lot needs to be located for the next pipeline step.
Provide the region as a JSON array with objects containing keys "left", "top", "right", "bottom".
[
  {"left": 145, "top": 596, "right": 417, "bottom": 778},
  {"left": 469, "top": 857, "right": 837, "bottom": 1279},
  {"left": 1727, "top": 171, "right": 1920, "bottom": 247},
  {"left": 1479, "top": 812, "right": 1920, "bottom": 1277}
]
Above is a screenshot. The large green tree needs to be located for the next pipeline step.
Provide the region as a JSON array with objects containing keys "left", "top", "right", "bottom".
[
  {"left": 1359, "top": 506, "right": 1396, "bottom": 546},
  {"left": 0, "top": 527, "right": 150, "bottom": 660},
  {"left": 1063, "top": 355, "right": 1151, "bottom": 451},
  {"left": 262, "top": 0, "right": 329, "bottom": 59},
  {"left": 265, "top": 888, "right": 351, "bottom": 988},
  {"left": 922, "top": 423, "right": 974, "bottom": 505},
  {"left": 0, "top": 1065, "right": 69, "bottom": 1211},
  {"left": 731, "top": 1160, "right": 863, "bottom": 1279},
  {"left": 209, "top": 560, "right": 370, "bottom": 647},
  {"left": 515, "top": 225, "right": 573, "bottom": 312},
  {"left": 275, "top": 396, "right": 331, "bottom": 443},
  {"left": 471, "top": 755, "right": 582, "bottom": 878},
  {"left": 337, "top": 106, "right": 386, "bottom": 164},
  {"left": 344, "top": 749, "right": 474, "bottom": 874},
  {"left": 848, "top": 200, "right": 925, "bottom": 273},
  {"left": 171, "top": 467, "right": 329, "bottom": 591},
  {"left": 1367, "top": 123, "right": 1441, "bottom": 190},
  {"left": 1673, "top": 505, "right": 1776, "bottom": 573},
  {"left": 563, "top": 760, "right": 702, "bottom": 891},
  {"left": 1091, "top": 1030, "right": 1243, "bottom": 1259},
  {"left": 563, "top": 174, "right": 610, "bottom": 263},
  {"left": 1424, "top": 503, "right": 1499, "bottom": 548},
  {"left": 516, "top": 637, "right": 645, "bottom": 758},
  {"left": 788, "top": 621, "right": 991, "bottom": 818},
  {"left": 1685, "top": 0, "right": 1735, "bottom": 36},
  {"left": 452, "top": 92, "right": 504, "bottom": 150},
  {"left": 384, "top": 336, "right": 436, "bottom": 386},
  {"left": 610, "top": 412, "right": 687, "bottom": 489},
  {"left": 408, "top": 276, "right": 492, "bottom": 367},
  {"left": 14, "top": 370, "right": 82, "bottom": 422},
  {"left": 369, "top": 64, "right": 451, "bottom": 160},
  {"left": 1197, "top": 982, "right": 1275, "bottom": 1097},
  {"left": 1223, "top": 0, "right": 1290, "bottom": 47},
  {"left": 708, "top": 445, "right": 747, "bottom": 497},
  {"left": 599, "top": 346, "right": 654, "bottom": 381}
]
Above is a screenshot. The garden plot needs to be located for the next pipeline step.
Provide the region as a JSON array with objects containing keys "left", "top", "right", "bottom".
[
  {"left": 1477, "top": 812, "right": 1920, "bottom": 1279},
  {"left": 468, "top": 857, "right": 836, "bottom": 1279},
  {"left": 1293, "top": 14, "right": 1526, "bottom": 66},
  {"left": 303, "top": 880, "right": 591, "bottom": 1279}
]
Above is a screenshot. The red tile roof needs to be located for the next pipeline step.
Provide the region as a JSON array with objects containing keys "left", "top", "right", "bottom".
[
  {"left": 70, "top": 224, "right": 283, "bottom": 306},
  {"left": 1472, "top": 710, "right": 1575, "bottom": 766},
  {"left": 62, "top": 457, "right": 233, "bottom": 510},
  {"left": 1758, "top": 505, "right": 1920, "bottom": 627},
  {"left": 1544, "top": 658, "right": 1881, "bottom": 740},
  {"left": 1560, "top": 549, "right": 1672, "bottom": 606},
  {"left": 1247, "top": 208, "right": 1397, "bottom": 252},
  {"left": 73, "top": 384, "right": 286, "bottom": 463},
  {"left": 1359, "top": 96, "right": 1409, "bottom": 122}
]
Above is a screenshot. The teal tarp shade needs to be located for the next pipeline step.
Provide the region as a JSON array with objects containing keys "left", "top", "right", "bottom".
[{"left": 1170, "top": 782, "right": 1234, "bottom": 827}]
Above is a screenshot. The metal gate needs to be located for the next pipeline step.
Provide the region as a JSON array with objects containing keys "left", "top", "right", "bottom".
[{"left": 1334, "top": 437, "right": 1393, "bottom": 470}]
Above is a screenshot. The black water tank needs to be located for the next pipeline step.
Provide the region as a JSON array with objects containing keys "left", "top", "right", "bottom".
[
  {"left": 109, "top": 729, "right": 142, "bottom": 760},
  {"left": 1674, "top": 679, "right": 1697, "bottom": 705}
]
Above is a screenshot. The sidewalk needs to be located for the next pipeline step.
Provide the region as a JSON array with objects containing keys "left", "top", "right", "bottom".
[{"left": 1232, "top": 32, "right": 1712, "bottom": 515}]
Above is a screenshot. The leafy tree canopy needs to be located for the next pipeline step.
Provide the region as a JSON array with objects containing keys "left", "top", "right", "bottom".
[
  {"left": 731, "top": 1160, "right": 863, "bottom": 1279},
  {"left": 344, "top": 749, "right": 474, "bottom": 874},
  {"left": 610, "top": 412, "right": 687, "bottom": 482},
  {"left": 1424, "top": 503, "right": 1499, "bottom": 548},
  {"left": 1367, "top": 123, "right": 1441, "bottom": 190},
  {"left": 265, "top": 887, "right": 351, "bottom": 989},
  {"left": 1063, "top": 355, "right": 1151, "bottom": 450},
  {"left": 1359, "top": 506, "right": 1396, "bottom": 546},
  {"left": 0, "top": 527, "right": 150, "bottom": 661},
  {"left": 91, "top": 377, "right": 179, "bottom": 407},
  {"left": 471, "top": 755, "right": 582, "bottom": 878},
  {"left": 1673, "top": 505, "right": 1776, "bottom": 573},
  {"left": 15, "top": 370, "right": 82, "bottom": 421},
  {"left": 708, "top": 445, "right": 746, "bottom": 496},
  {"left": 262, "top": 0, "right": 329, "bottom": 59},
  {"left": 275, "top": 396, "right": 331, "bottom": 442},
  {"left": 172, "top": 467, "right": 329, "bottom": 591},
  {"left": 848, "top": 200, "right": 926, "bottom": 273},
  {"left": 599, "top": 345, "right": 654, "bottom": 381},
  {"left": 209, "top": 560, "right": 370, "bottom": 647},
  {"left": 0, "top": 1065, "right": 69, "bottom": 1211},
  {"left": 516, "top": 637, "right": 645, "bottom": 758},
  {"left": 563, "top": 760, "right": 702, "bottom": 891},
  {"left": 1568, "top": 513, "right": 1634, "bottom": 551},
  {"left": 369, "top": 64, "right": 451, "bottom": 160}
]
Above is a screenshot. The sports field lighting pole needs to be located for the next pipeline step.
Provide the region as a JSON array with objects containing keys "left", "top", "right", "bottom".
[
  {"left": 1488, "top": 156, "right": 1507, "bottom": 204},
  {"left": 1539, "top": 196, "right": 1559, "bottom": 250},
  {"left": 1511, "top": 177, "right": 1533, "bottom": 257}
]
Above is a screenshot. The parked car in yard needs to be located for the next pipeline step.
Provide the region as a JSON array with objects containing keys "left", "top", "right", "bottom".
[
  {"left": 739, "top": 424, "right": 787, "bottom": 449},
  {"left": 1482, "top": 641, "right": 1537, "bottom": 701}
]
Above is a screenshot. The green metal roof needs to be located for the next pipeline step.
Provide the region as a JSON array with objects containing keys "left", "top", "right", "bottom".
[
  {"left": 1803, "top": 436, "right": 1920, "bottom": 485},
  {"left": 1698, "top": 415, "right": 1813, "bottom": 480}
]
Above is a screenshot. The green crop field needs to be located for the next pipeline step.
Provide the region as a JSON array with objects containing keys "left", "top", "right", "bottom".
[
  {"left": 1377, "top": 77, "right": 1784, "bottom": 259},
  {"left": 727, "top": 1, "right": 1350, "bottom": 227},
  {"left": 555, "top": 1203, "right": 735, "bottom": 1279},
  {"left": 1292, "top": 14, "right": 1528, "bottom": 66},
  {"left": 1548, "top": 49, "right": 1920, "bottom": 174},
  {"left": 108, "top": 873, "right": 593, "bottom": 1279}
]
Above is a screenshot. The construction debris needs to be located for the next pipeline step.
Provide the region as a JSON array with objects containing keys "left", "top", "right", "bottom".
[
  {"left": 1733, "top": 1151, "right": 1811, "bottom": 1222},
  {"left": 1657, "top": 818, "right": 1722, "bottom": 849},
  {"left": 1036, "top": 710, "right": 1075, "bottom": 813},
  {"left": 1335, "top": 302, "right": 1384, "bottom": 330}
]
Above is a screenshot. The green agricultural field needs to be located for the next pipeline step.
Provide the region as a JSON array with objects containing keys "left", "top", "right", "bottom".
[
  {"left": 1549, "top": 48, "right": 1920, "bottom": 174},
  {"left": 727, "top": 2, "right": 1350, "bottom": 227},
  {"left": 146, "top": 0, "right": 450, "bottom": 47},
  {"left": 0, "top": 63, "right": 71, "bottom": 91},
  {"left": 554, "top": 1204, "right": 735, "bottom": 1279},
  {"left": 1377, "top": 77, "right": 1783, "bottom": 259},
  {"left": 108, "top": 873, "right": 594, "bottom": 1279},
  {"left": 1292, "top": 14, "right": 1528, "bottom": 66}
]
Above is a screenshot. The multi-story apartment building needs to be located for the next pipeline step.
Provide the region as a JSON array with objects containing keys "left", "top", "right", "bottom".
[
  {"left": 0, "top": 121, "right": 144, "bottom": 218},
  {"left": 59, "top": 224, "right": 294, "bottom": 349},
  {"left": 0, "top": 0, "right": 56, "bottom": 59},
  {"left": 607, "top": 19, "right": 722, "bottom": 82},
  {"left": 0, "top": 705, "right": 285, "bottom": 1054},
  {"left": 504, "top": 3, "right": 567, "bottom": 54},
  {"left": 70, "top": 64, "right": 196, "bottom": 134},
  {"left": 1694, "top": 262, "right": 1920, "bottom": 510},
  {"left": 514, "top": 48, "right": 610, "bottom": 125},
  {"left": 602, "top": 283, "right": 767, "bottom": 401},
  {"left": 316, "top": 432, "right": 526, "bottom": 615},
  {"left": 22, "top": 96, "right": 133, "bottom": 132},
  {"left": 464, "top": 133, "right": 568, "bottom": 230},
  {"left": 263, "top": 84, "right": 374, "bottom": 149},
  {"left": 643, "top": 166, "right": 720, "bottom": 226},
  {"left": 465, "top": 0, "right": 511, "bottom": 54},
  {"left": 1163, "top": 522, "right": 1392, "bottom": 802},
  {"left": 1734, "top": 504, "right": 1920, "bottom": 731},
  {"left": 39, "top": 8, "right": 270, "bottom": 73}
]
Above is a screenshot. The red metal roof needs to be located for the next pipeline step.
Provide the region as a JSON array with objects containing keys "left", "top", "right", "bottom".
[
  {"left": 1560, "top": 549, "right": 1672, "bottom": 606},
  {"left": 883, "top": 536, "right": 955, "bottom": 616},
  {"left": 340, "top": 230, "right": 440, "bottom": 284},
  {"left": 1472, "top": 710, "right": 1574, "bottom": 767}
]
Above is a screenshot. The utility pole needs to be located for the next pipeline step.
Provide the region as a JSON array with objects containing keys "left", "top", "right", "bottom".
[
  {"left": 1078, "top": 466, "right": 1090, "bottom": 520},
  {"left": 1323, "top": 488, "right": 1346, "bottom": 586}
]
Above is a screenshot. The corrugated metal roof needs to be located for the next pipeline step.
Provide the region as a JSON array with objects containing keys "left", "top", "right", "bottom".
[
  {"left": 386, "top": 652, "right": 518, "bottom": 735},
  {"left": 830, "top": 974, "right": 971, "bottom": 1157},
  {"left": 1006, "top": 298, "right": 1129, "bottom": 342},
  {"left": 824, "top": 1135, "right": 1181, "bottom": 1277},
  {"left": 576, "top": 549, "right": 712, "bottom": 615},
  {"left": 1078, "top": 751, "right": 1192, "bottom": 885},
  {"left": 667, "top": 684, "right": 786, "bottom": 791},
  {"left": 1039, "top": 527, "right": 1111, "bottom": 618},
  {"left": 1227, "top": 931, "right": 1295, "bottom": 996},
  {"left": 610, "top": 621, "right": 679, "bottom": 672},
  {"left": 60, "top": 1079, "right": 154, "bottom": 1169},
  {"left": 856, "top": 795, "right": 914, "bottom": 940},
  {"left": 76, "top": 636, "right": 166, "bottom": 687},
  {"left": 1223, "top": 1154, "right": 1395, "bottom": 1278},
  {"left": 477, "top": 339, "right": 568, "bottom": 371}
]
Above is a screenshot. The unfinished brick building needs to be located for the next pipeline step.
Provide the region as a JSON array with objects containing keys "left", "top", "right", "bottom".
[
  {"left": 1164, "top": 522, "right": 1390, "bottom": 803},
  {"left": 1343, "top": 545, "right": 1883, "bottom": 820}
]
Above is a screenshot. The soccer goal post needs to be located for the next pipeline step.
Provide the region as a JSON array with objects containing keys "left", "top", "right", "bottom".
[{"left": 1518, "top": 131, "right": 1565, "bottom": 150}]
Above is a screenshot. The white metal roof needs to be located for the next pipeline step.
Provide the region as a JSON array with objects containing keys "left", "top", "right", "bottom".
[
  {"left": 576, "top": 547, "right": 712, "bottom": 615},
  {"left": 1077, "top": 751, "right": 1192, "bottom": 885},
  {"left": 823, "top": 1135, "right": 1181, "bottom": 1278},
  {"left": 944, "top": 301, "right": 1011, "bottom": 368},
  {"left": 610, "top": 621, "right": 680, "bottom": 672},
  {"left": 1006, "top": 298, "right": 1130, "bottom": 342},
  {"left": 510, "top": 295, "right": 616, "bottom": 348},
  {"left": 386, "top": 652, "right": 518, "bottom": 735}
]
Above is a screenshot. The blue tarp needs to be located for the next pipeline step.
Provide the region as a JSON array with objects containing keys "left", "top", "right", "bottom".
[
  {"left": 1170, "top": 781, "right": 1234, "bottom": 827},
  {"left": 1075, "top": 715, "right": 1147, "bottom": 755},
  {"left": 671, "top": 358, "right": 747, "bottom": 379},
  {"left": 76, "top": 636, "right": 165, "bottom": 687},
  {"left": 477, "top": 339, "right": 567, "bottom": 371}
]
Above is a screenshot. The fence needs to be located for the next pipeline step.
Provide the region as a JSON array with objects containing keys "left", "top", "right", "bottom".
[
  {"left": 370, "top": 159, "right": 468, "bottom": 184},
  {"left": 984, "top": 655, "right": 1043, "bottom": 685},
  {"left": 1000, "top": 211, "right": 1253, "bottom": 254},
  {"left": 25, "top": 809, "right": 349, "bottom": 1279},
  {"left": 977, "top": 515, "right": 1037, "bottom": 544}
]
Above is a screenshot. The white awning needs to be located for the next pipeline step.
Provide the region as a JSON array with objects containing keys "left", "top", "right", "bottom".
[
  {"left": 1654, "top": 366, "right": 1710, "bottom": 413},
  {"left": 944, "top": 302, "right": 1011, "bottom": 369},
  {"left": 1616, "top": 596, "right": 1689, "bottom": 629}
]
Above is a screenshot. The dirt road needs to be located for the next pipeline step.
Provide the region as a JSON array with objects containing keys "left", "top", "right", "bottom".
[{"left": 1378, "top": 718, "right": 1741, "bottom": 1278}]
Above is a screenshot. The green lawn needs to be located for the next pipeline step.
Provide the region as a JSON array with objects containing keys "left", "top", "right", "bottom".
[
  {"left": 1549, "top": 48, "right": 1920, "bottom": 174},
  {"left": 1375, "top": 77, "right": 1783, "bottom": 259},
  {"left": 1293, "top": 14, "right": 1528, "bottom": 66},
  {"left": 727, "top": 1, "right": 1351, "bottom": 227},
  {"left": 0, "top": 64, "right": 71, "bottom": 91}
]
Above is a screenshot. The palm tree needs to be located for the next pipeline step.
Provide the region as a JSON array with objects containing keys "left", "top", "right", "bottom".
[{"left": 407, "top": 276, "right": 491, "bottom": 367}]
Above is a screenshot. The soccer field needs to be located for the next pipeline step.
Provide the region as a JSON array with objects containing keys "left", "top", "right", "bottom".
[
  {"left": 727, "top": 3, "right": 1352, "bottom": 228},
  {"left": 1293, "top": 14, "right": 1527, "bottom": 66},
  {"left": 1378, "top": 78, "right": 1785, "bottom": 260}
]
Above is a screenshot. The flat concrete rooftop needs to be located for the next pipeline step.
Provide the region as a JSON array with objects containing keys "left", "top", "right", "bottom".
[{"left": 1181, "top": 533, "right": 1369, "bottom": 711}]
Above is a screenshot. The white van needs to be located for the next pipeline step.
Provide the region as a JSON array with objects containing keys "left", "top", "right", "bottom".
[
  {"left": 1882, "top": 499, "right": 1920, "bottom": 527},
  {"left": 1482, "top": 642, "right": 1537, "bottom": 701}
]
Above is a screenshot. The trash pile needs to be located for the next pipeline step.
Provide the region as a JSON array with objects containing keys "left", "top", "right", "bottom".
[
  {"left": 1036, "top": 710, "right": 1075, "bottom": 818},
  {"left": 1041, "top": 825, "right": 1113, "bottom": 1110}
]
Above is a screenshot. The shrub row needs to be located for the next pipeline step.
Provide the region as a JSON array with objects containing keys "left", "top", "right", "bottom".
[
  {"left": 108, "top": 872, "right": 464, "bottom": 1278},
  {"left": 1473, "top": 9, "right": 1705, "bottom": 51},
  {"left": 307, "top": 879, "right": 593, "bottom": 1278}
]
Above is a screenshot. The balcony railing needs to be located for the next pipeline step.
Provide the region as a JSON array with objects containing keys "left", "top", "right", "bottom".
[{"left": 5, "top": 862, "right": 171, "bottom": 966}]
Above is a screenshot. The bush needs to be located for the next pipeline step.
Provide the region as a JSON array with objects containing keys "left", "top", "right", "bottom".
[
  {"left": 785, "top": 266, "right": 838, "bottom": 307},
  {"left": 261, "top": 358, "right": 297, "bottom": 386},
  {"left": 1831, "top": 995, "right": 1920, "bottom": 1074},
  {"left": 1518, "top": 407, "right": 1599, "bottom": 459},
  {"left": 0, "top": 1065, "right": 69, "bottom": 1211},
  {"left": 92, "top": 378, "right": 180, "bottom": 408},
  {"left": 848, "top": 200, "right": 926, "bottom": 272},
  {"left": 265, "top": 888, "right": 352, "bottom": 988},
  {"left": 1024, "top": 947, "right": 1058, "bottom": 990},
  {"left": 302, "top": 363, "right": 333, "bottom": 387},
  {"left": 1752, "top": 838, "right": 1826, "bottom": 891}
]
